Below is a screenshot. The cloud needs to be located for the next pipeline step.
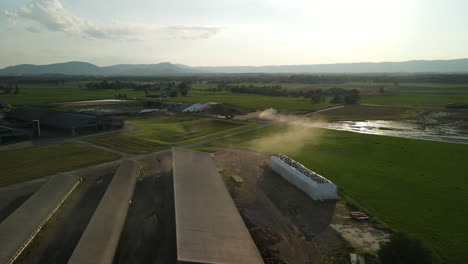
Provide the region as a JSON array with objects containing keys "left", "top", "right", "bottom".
[
  {"left": 25, "top": 25, "right": 40, "bottom": 33},
  {"left": 3, "top": 10, "right": 17, "bottom": 23},
  {"left": 3, "top": 0, "right": 224, "bottom": 41},
  {"left": 165, "top": 25, "right": 224, "bottom": 40}
]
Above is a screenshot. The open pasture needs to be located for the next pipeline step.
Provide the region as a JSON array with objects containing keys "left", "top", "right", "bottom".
[
  {"left": 0, "top": 143, "right": 119, "bottom": 187},
  {"left": 208, "top": 124, "right": 468, "bottom": 264},
  {"left": 84, "top": 115, "right": 258, "bottom": 153}
]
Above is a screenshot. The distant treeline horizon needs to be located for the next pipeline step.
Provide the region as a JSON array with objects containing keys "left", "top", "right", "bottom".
[{"left": 2, "top": 73, "right": 468, "bottom": 85}]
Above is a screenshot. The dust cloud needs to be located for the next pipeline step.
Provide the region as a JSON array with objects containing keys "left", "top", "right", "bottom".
[{"left": 250, "top": 108, "right": 324, "bottom": 154}]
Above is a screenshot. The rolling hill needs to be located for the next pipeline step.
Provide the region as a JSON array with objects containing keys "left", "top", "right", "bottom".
[{"left": 1, "top": 59, "right": 468, "bottom": 76}]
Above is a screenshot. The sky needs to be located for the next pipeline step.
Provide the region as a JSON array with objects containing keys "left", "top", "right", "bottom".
[{"left": 0, "top": 0, "right": 467, "bottom": 68}]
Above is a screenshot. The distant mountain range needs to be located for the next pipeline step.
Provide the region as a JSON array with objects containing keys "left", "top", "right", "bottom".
[{"left": 1, "top": 59, "right": 468, "bottom": 76}]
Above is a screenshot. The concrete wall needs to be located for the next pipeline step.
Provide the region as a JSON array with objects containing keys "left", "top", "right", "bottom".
[
  {"left": 0, "top": 173, "right": 80, "bottom": 264},
  {"left": 67, "top": 159, "right": 141, "bottom": 264},
  {"left": 269, "top": 155, "right": 337, "bottom": 200}
]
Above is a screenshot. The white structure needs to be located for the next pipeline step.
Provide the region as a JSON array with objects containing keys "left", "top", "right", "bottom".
[
  {"left": 269, "top": 154, "right": 337, "bottom": 200},
  {"left": 181, "top": 102, "right": 216, "bottom": 113}
]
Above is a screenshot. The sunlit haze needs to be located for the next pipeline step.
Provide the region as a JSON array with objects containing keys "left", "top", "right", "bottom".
[{"left": 0, "top": 0, "right": 467, "bottom": 67}]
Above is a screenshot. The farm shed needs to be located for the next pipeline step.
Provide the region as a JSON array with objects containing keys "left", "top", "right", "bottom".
[
  {"left": 269, "top": 154, "right": 337, "bottom": 200},
  {"left": 0, "top": 126, "right": 31, "bottom": 144},
  {"left": 6, "top": 106, "right": 123, "bottom": 134},
  {"left": 68, "top": 159, "right": 141, "bottom": 264},
  {"left": 172, "top": 148, "right": 264, "bottom": 264},
  {"left": 0, "top": 173, "right": 80, "bottom": 264}
]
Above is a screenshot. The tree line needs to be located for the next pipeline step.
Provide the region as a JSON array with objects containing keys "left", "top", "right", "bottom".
[
  {"left": 85, "top": 80, "right": 153, "bottom": 90},
  {"left": 0, "top": 83, "right": 20, "bottom": 94},
  {"left": 203, "top": 84, "right": 360, "bottom": 104},
  {"left": 4, "top": 73, "right": 468, "bottom": 85}
]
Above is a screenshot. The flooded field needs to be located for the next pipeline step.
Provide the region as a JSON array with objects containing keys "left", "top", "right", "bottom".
[{"left": 317, "top": 119, "right": 468, "bottom": 144}]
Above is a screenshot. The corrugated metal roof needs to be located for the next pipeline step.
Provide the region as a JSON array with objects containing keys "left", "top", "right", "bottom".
[
  {"left": 0, "top": 173, "right": 80, "bottom": 264},
  {"left": 173, "top": 148, "right": 264, "bottom": 264}
]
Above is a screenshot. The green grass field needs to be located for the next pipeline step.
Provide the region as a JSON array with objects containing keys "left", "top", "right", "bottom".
[
  {"left": 4, "top": 82, "right": 468, "bottom": 111},
  {"left": 1, "top": 83, "right": 145, "bottom": 106},
  {"left": 362, "top": 94, "right": 468, "bottom": 107},
  {"left": 191, "top": 82, "right": 468, "bottom": 109},
  {"left": 208, "top": 124, "right": 468, "bottom": 264},
  {"left": 84, "top": 115, "right": 258, "bottom": 153},
  {"left": 0, "top": 143, "right": 120, "bottom": 187}
]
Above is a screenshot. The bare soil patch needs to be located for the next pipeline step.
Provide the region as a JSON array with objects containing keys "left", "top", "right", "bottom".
[
  {"left": 213, "top": 148, "right": 348, "bottom": 264},
  {"left": 113, "top": 152, "right": 176, "bottom": 264}
]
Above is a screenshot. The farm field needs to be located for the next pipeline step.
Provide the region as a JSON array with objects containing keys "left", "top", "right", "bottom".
[
  {"left": 207, "top": 124, "right": 468, "bottom": 264},
  {"left": 361, "top": 94, "right": 468, "bottom": 108},
  {"left": 3, "top": 81, "right": 468, "bottom": 111},
  {"left": 161, "top": 90, "right": 333, "bottom": 112},
  {"left": 83, "top": 133, "right": 167, "bottom": 154},
  {"left": 0, "top": 143, "right": 119, "bottom": 187},
  {"left": 316, "top": 105, "right": 424, "bottom": 121},
  {"left": 0, "top": 83, "right": 145, "bottom": 106},
  {"left": 190, "top": 82, "right": 468, "bottom": 109},
  {"left": 84, "top": 115, "right": 258, "bottom": 153}
]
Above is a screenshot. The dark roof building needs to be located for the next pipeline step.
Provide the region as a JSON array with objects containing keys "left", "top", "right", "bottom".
[
  {"left": 6, "top": 106, "right": 123, "bottom": 133},
  {"left": 0, "top": 126, "right": 31, "bottom": 144}
]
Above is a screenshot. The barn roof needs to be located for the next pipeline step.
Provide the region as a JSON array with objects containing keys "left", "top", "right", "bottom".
[
  {"left": 272, "top": 154, "right": 332, "bottom": 184},
  {"left": 0, "top": 126, "right": 30, "bottom": 137},
  {"left": 172, "top": 148, "right": 264, "bottom": 264},
  {"left": 6, "top": 106, "right": 117, "bottom": 129}
]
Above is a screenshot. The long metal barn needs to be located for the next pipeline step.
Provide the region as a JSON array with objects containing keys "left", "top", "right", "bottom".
[
  {"left": 67, "top": 159, "right": 141, "bottom": 264},
  {"left": 0, "top": 173, "right": 80, "bottom": 264},
  {"left": 269, "top": 154, "right": 337, "bottom": 200},
  {"left": 172, "top": 148, "right": 264, "bottom": 264}
]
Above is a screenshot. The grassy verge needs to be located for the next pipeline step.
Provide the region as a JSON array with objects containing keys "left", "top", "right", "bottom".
[
  {"left": 207, "top": 124, "right": 468, "bottom": 264},
  {"left": 0, "top": 143, "right": 120, "bottom": 187}
]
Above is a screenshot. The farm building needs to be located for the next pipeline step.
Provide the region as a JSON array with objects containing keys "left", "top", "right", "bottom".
[
  {"left": 0, "top": 173, "right": 80, "bottom": 264},
  {"left": 68, "top": 160, "right": 141, "bottom": 264},
  {"left": 172, "top": 148, "right": 264, "bottom": 264},
  {"left": 0, "top": 101, "right": 10, "bottom": 110},
  {"left": 269, "top": 154, "right": 337, "bottom": 200},
  {"left": 0, "top": 126, "right": 31, "bottom": 144},
  {"left": 6, "top": 106, "right": 123, "bottom": 134}
]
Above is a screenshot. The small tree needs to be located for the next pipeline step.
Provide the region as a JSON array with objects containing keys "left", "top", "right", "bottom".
[
  {"left": 178, "top": 81, "right": 191, "bottom": 96},
  {"left": 379, "top": 86, "right": 385, "bottom": 94},
  {"left": 344, "top": 89, "right": 360, "bottom": 104},
  {"left": 307, "top": 89, "right": 325, "bottom": 104},
  {"left": 169, "top": 90, "right": 179, "bottom": 97},
  {"left": 379, "top": 233, "right": 438, "bottom": 264}
]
